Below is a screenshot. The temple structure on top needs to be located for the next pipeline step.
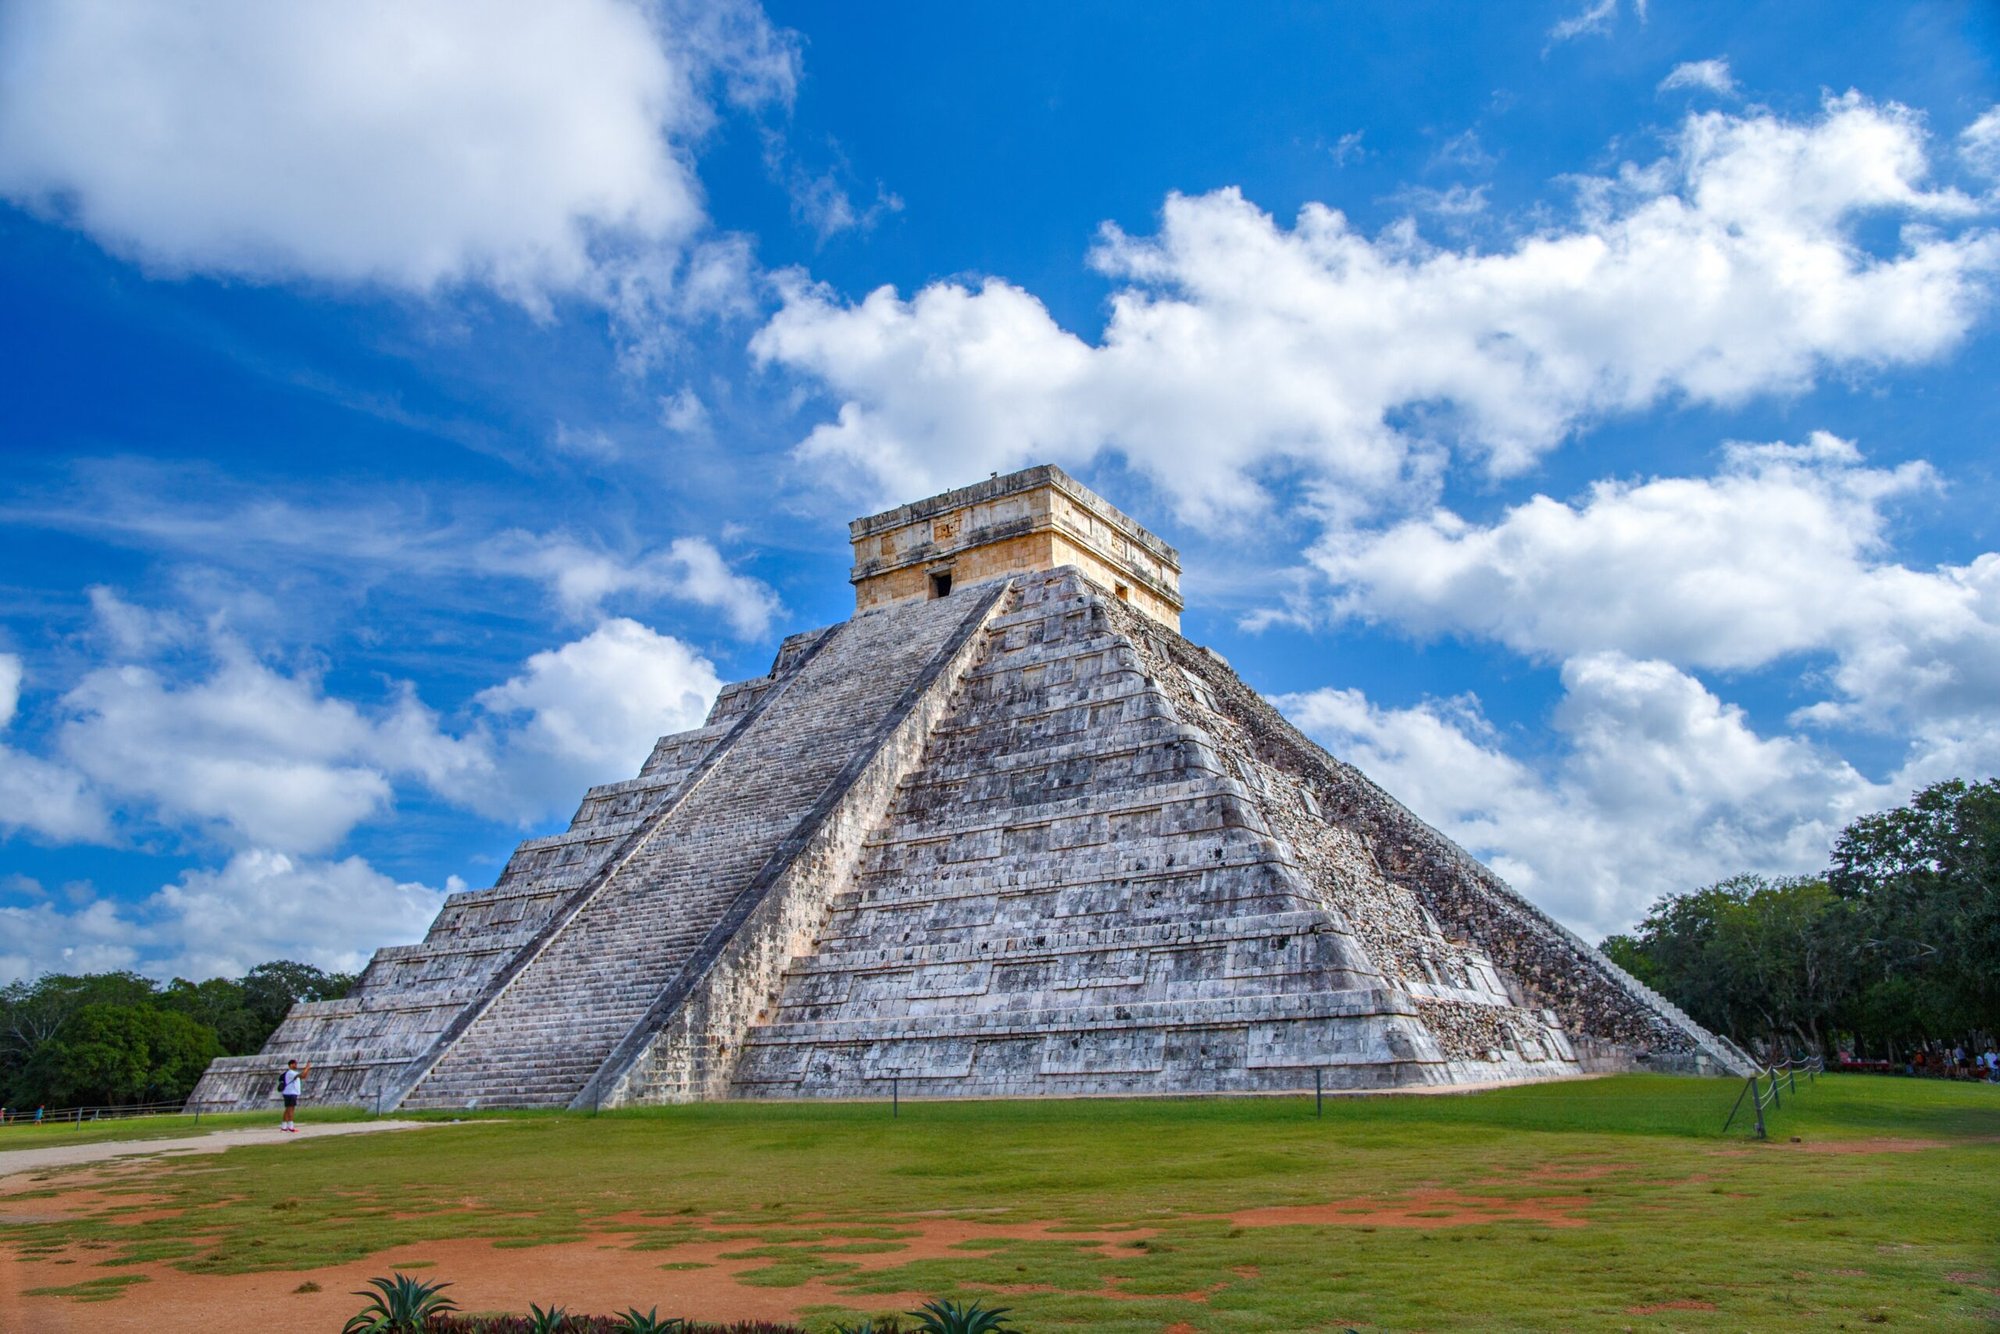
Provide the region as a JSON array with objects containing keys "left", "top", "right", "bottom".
[
  {"left": 189, "top": 465, "right": 1748, "bottom": 1113},
  {"left": 849, "top": 465, "right": 1183, "bottom": 629}
]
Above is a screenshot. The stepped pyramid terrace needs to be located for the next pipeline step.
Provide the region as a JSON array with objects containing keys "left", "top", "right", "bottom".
[{"left": 189, "top": 465, "right": 1751, "bottom": 1111}]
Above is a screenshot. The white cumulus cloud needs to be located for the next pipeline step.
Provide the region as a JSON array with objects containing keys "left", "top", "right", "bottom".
[
  {"left": 0, "top": 851, "right": 453, "bottom": 983},
  {"left": 1308, "top": 432, "right": 2000, "bottom": 743},
  {"left": 54, "top": 646, "right": 466, "bottom": 853},
  {"left": 464, "top": 617, "right": 722, "bottom": 821},
  {"left": 152, "top": 850, "right": 453, "bottom": 980},
  {"left": 0, "top": 0, "right": 795, "bottom": 313},
  {"left": 0, "top": 652, "right": 19, "bottom": 726},
  {"left": 756, "top": 96, "right": 1997, "bottom": 521},
  {"left": 490, "top": 533, "right": 781, "bottom": 636},
  {"left": 1278, "top": 653, "right": 1888, "bottom": 938},
  {"left": 1964, "top": 106, "right": 2000, "bottom": 178},
  {"left": 0, "top": 652, "right": 113, "bottom": 843},
  {"left": 0, "top": 610, "right": 726, "bottom": 979},
  {"left": 41, "top": 598, "right": 726, "bottom": 851},
  {"left": 0, "top": 886, "right": 145, "bottom": 982}
]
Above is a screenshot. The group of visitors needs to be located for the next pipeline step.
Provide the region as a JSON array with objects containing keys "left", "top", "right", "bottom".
[
  {"left": 0, "top": 1105, "right": 47, "bottom": 1125},
  {"left": 1840, "top": 1045, "right": 1999, "bottom": 1080},
  {"left": 1930, "top": 1046, "right": 1999, "bottom": 1081}
]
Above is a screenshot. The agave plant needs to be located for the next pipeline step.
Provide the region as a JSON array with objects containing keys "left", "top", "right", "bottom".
[
  {"left": 907, "top": 1299, "right": 1013, "bottom": 1334},
  {"left": 526, "top": 1301, "right": 572, "bottom": 1333},
  {"left": 615, "top": 1308, "right": 686, "bottom": 1333},
  {"left": 340, "top": 1273, "right": 458, "bottom": 1334}
]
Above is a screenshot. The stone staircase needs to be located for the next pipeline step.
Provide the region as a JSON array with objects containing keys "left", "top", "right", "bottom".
[
  {"left": 397, "top": 588, "right": 1005, "bottom": 1109},
  {"left": 727, "top": 570, "right": 1580, "bottom": 1098},
  {"left": 184, "top": 705, "right": 750, "bottom": 1111}
]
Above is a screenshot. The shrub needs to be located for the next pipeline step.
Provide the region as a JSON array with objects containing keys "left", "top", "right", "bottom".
[
  {"left": 526, "top": 1303, "right": 572, "bottom": 1334},
  {"left": 342, "top": 1273, "right": 458, "bottom": 1334},
  {"left": 908, "top": 1301, "right": 1013, "bottom": 1334}
]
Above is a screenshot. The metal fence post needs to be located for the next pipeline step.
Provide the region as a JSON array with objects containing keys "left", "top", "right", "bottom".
[
  {"left": 892, "top": 1076, "right": 899, "bottom": 1119},
  {"left": 1315, "top": 1069, "right": 1323, "bottom": 1118},
  {"left": 1723, "top": 1077, "right": 1750, "bottom": 1133}
]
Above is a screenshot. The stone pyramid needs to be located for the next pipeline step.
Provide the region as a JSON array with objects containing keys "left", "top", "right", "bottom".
[{"left": 190, "top": 466, "right": 1748, "bottom": 1111}]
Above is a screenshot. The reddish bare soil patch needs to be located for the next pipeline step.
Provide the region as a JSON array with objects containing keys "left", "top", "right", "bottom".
[
  {"left": 4, "top": 1211, "right": 1171, "bottom": 1333},
  {"left": 5, "top": 1232, "right": 933, "bottom": 1334},
  {"left": 1229, "top": 1188, "right": 1592, "bottom": 1229},
  {"left": 0, "top": 1175, "right": 185, "bottom": 1232}
]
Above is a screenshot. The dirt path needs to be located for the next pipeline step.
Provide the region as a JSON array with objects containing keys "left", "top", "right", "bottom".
[{"left": 0, "top": 1120, "right": 448, "bottom": 1179}]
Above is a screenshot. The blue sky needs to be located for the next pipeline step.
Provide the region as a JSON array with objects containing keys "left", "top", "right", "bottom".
[{"left": 1, "top": 0, "right": 1996, "bottom": 982}]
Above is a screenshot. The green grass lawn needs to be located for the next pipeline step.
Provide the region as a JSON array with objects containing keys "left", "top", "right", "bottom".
[{"left": 4, "top": 1074, "right": 1996, "bottom": 1331}]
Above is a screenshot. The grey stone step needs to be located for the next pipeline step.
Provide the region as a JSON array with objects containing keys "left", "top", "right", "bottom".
[{"left": 395, "top": 588, "right": 1000, "bottom": 1109}]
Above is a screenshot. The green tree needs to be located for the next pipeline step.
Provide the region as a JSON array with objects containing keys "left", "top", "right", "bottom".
[
  {"left": 20, "top": 1003, "right": 221, "bottom": 1106},
  {"left": 1, "top": 971, "right": 162, "bottom": 1098},
  {"left": 1830, "top": 777, "right": 2000, "bottom": 1042},
  {"left": 1712, "top": 878, "right": 1851, "bottom": 1056},
  {"left": 1621, "top": 879, "right": 1749, "bottom": 1039},
  {"left": 242, "top": 960, "right": 356, "bottom": 1035},
  {"left": 1, "top": 960, "right": 357, "bottom": 1107},
  {"left": 158, "top": 976, "right": 264, "bottom": 1053},
  {"left": 1606, "top": 875, "right": 1852, "bottom": 1056}
]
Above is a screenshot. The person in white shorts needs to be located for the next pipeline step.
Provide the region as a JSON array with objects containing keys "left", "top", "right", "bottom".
[{"left": 279, "top": 1059, "right": 312, "bottom": 1133}]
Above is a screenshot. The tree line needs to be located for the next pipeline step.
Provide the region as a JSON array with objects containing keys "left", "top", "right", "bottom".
[
  {"left": 0, "top": 960, "right": 353, "bottom": 1113},
  {"left": 1602, "top": 778, "right": 1999, "bottom": 1062}
]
